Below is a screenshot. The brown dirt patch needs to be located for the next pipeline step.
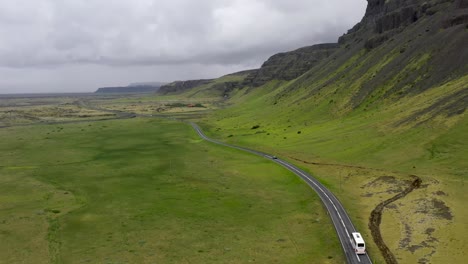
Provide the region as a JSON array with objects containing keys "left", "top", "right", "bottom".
[{"left": 368, "top": 176, "right": 422, "bottom": 264}]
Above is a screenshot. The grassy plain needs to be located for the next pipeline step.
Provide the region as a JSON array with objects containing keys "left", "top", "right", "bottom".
[{"left": 0, "top": 115, "right": 343, "bottom": 263}]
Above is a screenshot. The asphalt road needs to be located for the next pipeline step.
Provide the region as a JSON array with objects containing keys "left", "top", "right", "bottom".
[{"left": 191, "top": 122, "right": 373, "bottom": 264}]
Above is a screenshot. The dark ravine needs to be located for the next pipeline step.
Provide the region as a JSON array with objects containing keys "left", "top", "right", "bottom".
[{"left": 369, "top": 176, "right": 422, "bottom": 264}]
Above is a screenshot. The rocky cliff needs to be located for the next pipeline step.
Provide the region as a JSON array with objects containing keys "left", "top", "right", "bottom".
[
  {"left": 243, "top": 43, "right": 339, "bottom": 87},
  {"left": 339, "top": 0, "right": 467, "bottom": 48}
]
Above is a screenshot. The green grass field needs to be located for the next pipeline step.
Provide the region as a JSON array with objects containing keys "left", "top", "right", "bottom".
[{"left": 0, "top": 117, "right": 344, "bottom": 263}]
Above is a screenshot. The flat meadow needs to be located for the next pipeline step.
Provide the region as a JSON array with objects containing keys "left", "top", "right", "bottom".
[{"left": 0, "top": 115, "right": 343, "bottom": 263}]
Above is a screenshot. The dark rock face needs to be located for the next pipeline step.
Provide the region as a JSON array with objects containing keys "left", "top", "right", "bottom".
[
  {"left": 244, "top": 43, "right": 339, "bottom": 87},
  {"left": 364, "top": 0, "right": 386, "bottom": 18},
  {"left": 455, "top": 0, "right": 468, "bottom": 8},
  {"left": 441, "top": 0, "right": 468, "bottom": 28},
  {"left": 443, "top": 13, "right": 468, "bottom": 27},
  {"left": 340, "top": 0, "right": 462, "bottom": 48},
  {"left": 375, "top": 6, "right": 420, "bottom": 34},
  {"left": 158, "top": 79, "right": 214, "bottom": 95}
]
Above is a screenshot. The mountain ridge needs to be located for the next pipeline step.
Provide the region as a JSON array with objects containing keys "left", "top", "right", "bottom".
[
  {"left": 160, "top": 0, "right": 467, "bottom": 117},
  {"left": 95, "top": 82, "right": 166, "bottom": 94}
]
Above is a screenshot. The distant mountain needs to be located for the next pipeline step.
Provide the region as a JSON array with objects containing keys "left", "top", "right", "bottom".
[
  {"left": 95, "top": 82, "right": 166, "bottom": 94},
  {"left": 128, "top": 82, "right": 167, "bottom": 87}
]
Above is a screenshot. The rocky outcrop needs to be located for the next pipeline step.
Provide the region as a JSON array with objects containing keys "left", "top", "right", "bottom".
[
  {"left": 158, "top": 79, "right": 214, "bottom": 95},
  {"left": 243, "top": 43, "right": 339, "bottom": 87},
  {"left": 340, "top": 0, "right": 466, "bottom": 48},
  {"left": 455, "top": 0, "right": 468, "bottom": 8}
]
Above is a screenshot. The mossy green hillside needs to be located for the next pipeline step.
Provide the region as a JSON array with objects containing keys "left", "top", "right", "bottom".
[{"left": 198, "top": 72, "right": 466, "bottom": 264}]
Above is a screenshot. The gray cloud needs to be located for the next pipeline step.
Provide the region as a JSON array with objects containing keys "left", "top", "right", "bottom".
[{"left": 0, "top": 0, "right": 367, "bottom": 93}]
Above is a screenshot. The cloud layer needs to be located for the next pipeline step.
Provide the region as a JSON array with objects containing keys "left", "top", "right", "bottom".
[{"left": 0, "top": 0, "right": 367, "bottom": 92}]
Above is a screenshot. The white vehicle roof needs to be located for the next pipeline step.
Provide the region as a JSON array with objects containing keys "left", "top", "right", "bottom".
[{"left": 352, "top": 232, "right": 365, "bottom": 244}]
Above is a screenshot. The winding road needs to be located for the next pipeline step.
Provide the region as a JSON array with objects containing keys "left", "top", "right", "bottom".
[{"left": 191, "top": 122, "right": 373, "bottom": 264}]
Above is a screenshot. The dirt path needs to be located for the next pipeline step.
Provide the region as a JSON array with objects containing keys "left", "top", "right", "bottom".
[{"left": 368, "top": 176, "right": 422, "bottom": 264}]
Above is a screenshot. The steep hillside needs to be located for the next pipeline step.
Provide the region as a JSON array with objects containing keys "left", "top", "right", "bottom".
[
  {"left": 271, "top": 0, "right": 468, "bottom": 117},
  {"left": 151, "top": 5, "right": 467, "bottom": 263}
]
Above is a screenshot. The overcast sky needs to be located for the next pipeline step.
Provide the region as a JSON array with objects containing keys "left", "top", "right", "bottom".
[{"left": 0, "top": 0, "right": 367, "bottom": 93}]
